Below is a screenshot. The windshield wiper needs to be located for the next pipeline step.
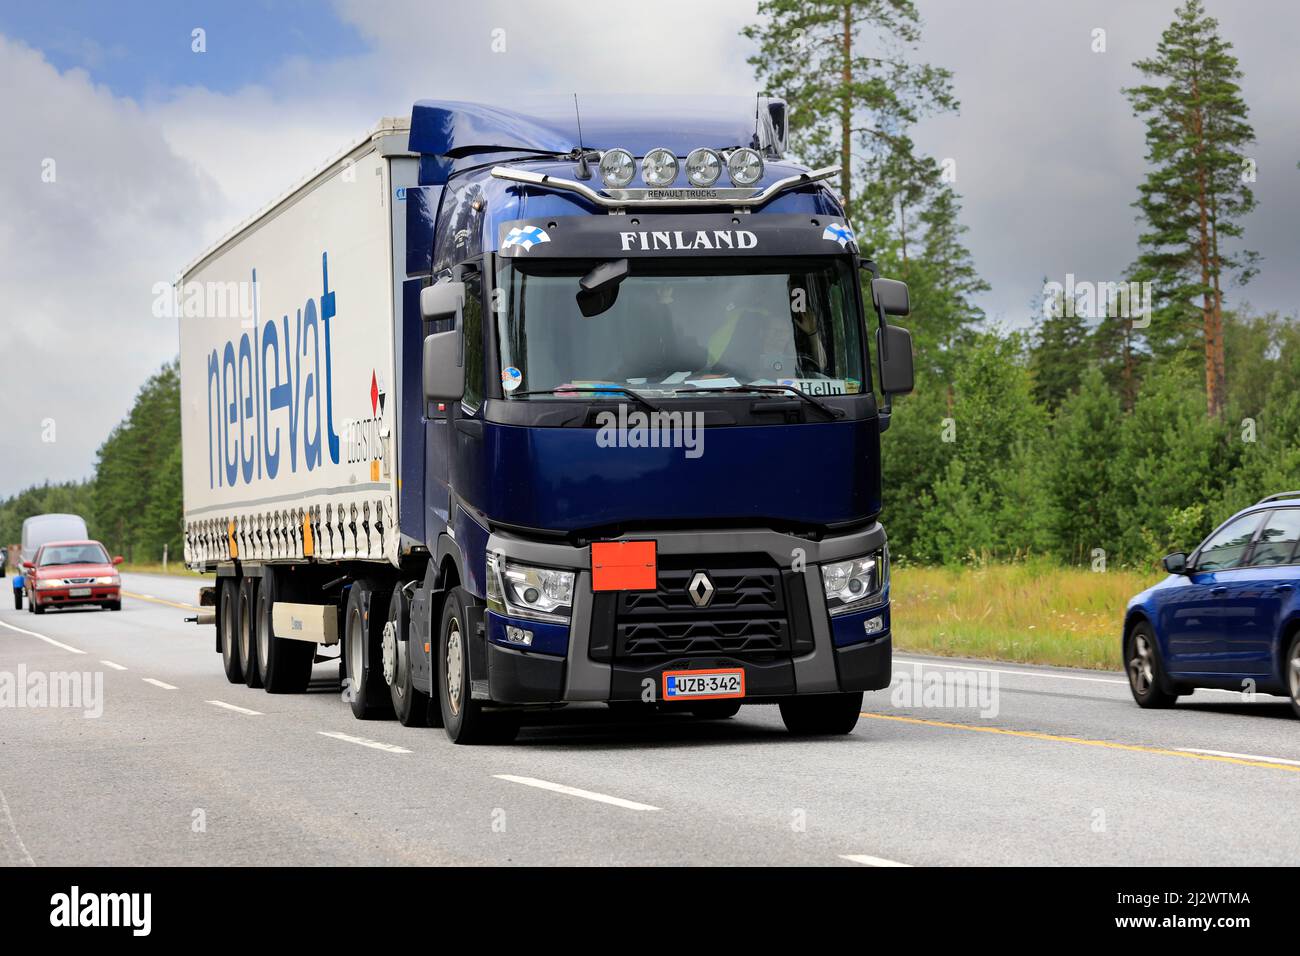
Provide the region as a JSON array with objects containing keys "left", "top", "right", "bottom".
[
  {"left": 511, "top": 386, "right": 660, "bottom": 412},
  {"left": 674, "top": 384, "right": 843, "bottom": 420}
]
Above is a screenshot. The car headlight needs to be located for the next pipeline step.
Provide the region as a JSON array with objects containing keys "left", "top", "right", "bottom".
[
  {"left": 36, "top": 578, "right": 64, "bottom": 589},
  {"left": 820, "top": 549, "right": 888, "bottom": 616},
  {"left": 94, "top": 576, "right": 118, "bottom": 586},
  {"left": 487, "top": 554, "right": 575, "bottom": 623}
]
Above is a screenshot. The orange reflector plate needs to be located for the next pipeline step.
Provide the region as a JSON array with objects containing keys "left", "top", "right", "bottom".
[{"left": 591, "top": 540, "right": 657, "bottom": 591}]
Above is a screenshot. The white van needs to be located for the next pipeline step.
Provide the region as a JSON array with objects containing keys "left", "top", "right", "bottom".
[{"left": 21, "top": 513, "right": 90, "bottom": 565}]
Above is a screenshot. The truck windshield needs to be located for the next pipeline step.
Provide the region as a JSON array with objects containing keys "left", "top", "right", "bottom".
[{"left": 494, "top": 257, "right": 866, "bottom": 399}]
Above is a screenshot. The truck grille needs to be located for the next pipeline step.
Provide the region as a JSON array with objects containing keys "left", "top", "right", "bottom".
[{"left": 611, "top": 557, "right": 792, "bottom": 661}]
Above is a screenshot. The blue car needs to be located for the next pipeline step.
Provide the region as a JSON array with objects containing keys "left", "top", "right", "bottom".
[{"left": 1124, "top": 493, "right": 1300, "bottom": 715}]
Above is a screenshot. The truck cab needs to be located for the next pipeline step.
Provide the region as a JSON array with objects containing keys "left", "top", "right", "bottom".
[{"left": 403, "top": 99, "right": 914, "bottom": 741}]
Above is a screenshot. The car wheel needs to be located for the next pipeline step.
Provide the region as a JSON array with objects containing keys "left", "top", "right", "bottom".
[
  {"left": 220, "top": 578, "right": 243, "bottom": 683},
  {"left": 1125, "top": 621, "right": 1177, "bottom": 708},
  {"left": 437, "top": 587, "right": 520, "bottom": 744},
  {"left": 1286, "top": 632, "right": 1300, "bottom": 720},
  {"left": 239, "top": 576, "right": 262, "bottom": 689},
  {"left": 386, "top": 585, "right": 430, "bottom": 727},
  {"left": 343, "top": 579, "right": 394, "bottom": 719},
  {"left": 779, "top": 692, "right": 862, "bottom": 735}
]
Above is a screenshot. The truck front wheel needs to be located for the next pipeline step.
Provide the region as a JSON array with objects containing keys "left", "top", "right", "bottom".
[
  {"left": 437, "top": 587, "right": 520, "bottom": 745},
  {"left": 778, "top": 692, "right": 863, "bottom": 735}
]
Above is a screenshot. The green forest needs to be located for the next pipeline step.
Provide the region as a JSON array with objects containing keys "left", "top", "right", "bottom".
[{"left": 1, "top": 0, "right": 1292, "bottom": 573}]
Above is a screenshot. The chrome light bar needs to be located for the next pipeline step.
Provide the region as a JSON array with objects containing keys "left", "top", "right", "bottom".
[{"left": 489, "top": 164, "right": 840, "bottom": 210}]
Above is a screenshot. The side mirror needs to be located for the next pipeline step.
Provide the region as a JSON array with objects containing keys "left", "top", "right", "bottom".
[
  {"left": 22, "top": 561, "right": 34, "bottom": 571},
  {"left": 1162, "top": 552, "right": 1188, "bottom": 574},
  {"left": 876, "top": 324, "right": 915, "bottom": 396},
  {"left": 423, "top": 331, "right": 465, "bottom": 402},
  {"left": 872, "top": 278, "right": 911, "bottom": 317},
  {"left": 420, "top": 279, "right": 465, "bottom": 322},
  {"left": 112, "top": 556, "right": 124, "bottom": 566}
]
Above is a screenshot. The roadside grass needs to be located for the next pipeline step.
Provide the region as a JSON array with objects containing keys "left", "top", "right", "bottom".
[
  {"left": 891, "top": 562, "right": 1163, "bottom": 671},
  {"left": 119, "top": 562, "right": 211, "bottom": 579}
]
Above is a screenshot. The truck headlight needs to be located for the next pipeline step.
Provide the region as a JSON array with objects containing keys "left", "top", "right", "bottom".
[
  {"left": 820, "top": 549, "right": 887, "bottom": 616},
  {"left": 685, "top": 148, "right": 722, "bottom": 187},
  {"left": 487, "top": 554, "right": 575, "bottom": 623},
  {"left": 599, "top": 148, "right": 635, "bottom": 188},
  {"left": 726, "top": 147, "right": 764, "bottom": 186}
]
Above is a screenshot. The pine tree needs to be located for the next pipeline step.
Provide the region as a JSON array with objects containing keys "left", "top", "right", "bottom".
[{"left": 1124, "top": 0, "right": 1258, "bottom": 418}]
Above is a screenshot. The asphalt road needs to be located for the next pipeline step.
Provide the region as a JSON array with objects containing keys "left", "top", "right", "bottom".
[{"left": 1, "top": 572, "right": 1298, "bottom": 866}]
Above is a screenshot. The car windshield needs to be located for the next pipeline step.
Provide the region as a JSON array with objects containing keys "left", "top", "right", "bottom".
[
  {"left": 40, "top": 544, "right": 109, "bottom": 566},
  {"left": 495, "top": 257, "right": 866, "bottom": 399}
]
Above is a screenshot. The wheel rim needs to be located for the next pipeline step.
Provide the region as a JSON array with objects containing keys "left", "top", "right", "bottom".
[
  {"left": 1289, "top": 643, "right": 1300, "bottom": 703},
  {"left": 347, "top": 606, "right": 364, "bottom": 690},
  {"left": 1128, "top": 633, "right": 1155, "bottom": 696},
  {"left": 381, "top": 620, "right": 398, "bottom": 690},
  {"left": 445, "top": 619, "right": 463, "bottom": 716}
]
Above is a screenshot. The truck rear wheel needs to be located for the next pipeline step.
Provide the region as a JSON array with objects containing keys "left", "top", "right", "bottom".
[
  {"left": 239, "top": 576, "right": 263, "bottom": 688},
  {"left": 437, "top": 587, "right": 520, "bottom": 744},
  {"left": 256, "top": 570, "right": 314, "bottom": 694},
  {"left": 779, "top": 692, "right": 863, "bottom": 735},
  {"left": 220, "top": 578, "right": 243, "bottom": 684},
  {"left": 385, "top": 585, "right": 430, "bottom": 726},
  {"left": 344, "top": 579, "right": 394, "bottom": 720}
]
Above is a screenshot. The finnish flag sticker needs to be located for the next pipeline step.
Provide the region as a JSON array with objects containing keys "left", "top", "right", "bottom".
[
  {"left": 822, "top": 222, "right": 855, "bottom": 248},
  {"left": 503, "top": 225, "right": 551, "bottom": 251}
]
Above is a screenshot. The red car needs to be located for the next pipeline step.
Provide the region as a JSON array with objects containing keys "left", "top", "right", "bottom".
[{"left": 23, "top": 540, "right": 123, "bottom": 614}]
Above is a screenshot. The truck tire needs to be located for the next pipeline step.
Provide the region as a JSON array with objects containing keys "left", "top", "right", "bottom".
[
  {"left": 344, "top": 579, "right": 395, "bottom": 720},
  {"left": 256, "top": 570, "right": 314, "bottom": 694},
  {"left": 778, "top": 692, "right": 863, "bottom": 735},
  {"left": 239, "top": 576, "right": 263, "bottom": 689},
  {"left": 220, "top": 578, "right": 244, "bottom": 683},
  {"left": 386, "top": 585, "right": 430, "bottom": 727},
  {"left": 437, "top": 587, "right": 520, "bottom": 744}
]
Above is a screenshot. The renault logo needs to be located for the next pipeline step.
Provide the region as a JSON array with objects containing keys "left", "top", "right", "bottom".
[{"left": 687, "top": 571, "right": 715, "bottom": 608}]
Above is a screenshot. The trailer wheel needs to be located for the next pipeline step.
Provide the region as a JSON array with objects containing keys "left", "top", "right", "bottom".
[
  {"left": 220, "top": 578, "right": 243, "bottom": 684},
  {"left": 778, "top": 692, "right": 863, "bottom": 736},
  {"left": 344, "top": 579, "right": 394, "bottom": 720},
  {"left": 239, "top": 576, "right": 263, "bottom": 689},
  {"left": 257, "top": 570, "right": 314, "bottom": 694},
  {"left": 385, "top": 585, "right": 430, "bottom": 726},
  {"left": 437, "top": 587, "right": 520, "bottom": 744}
]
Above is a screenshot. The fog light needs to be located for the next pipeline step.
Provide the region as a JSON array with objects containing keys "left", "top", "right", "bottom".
[
  {"left": 864, "top": 616, "right": 884, "bottom": 636},
  {"left": 505, "top": 626, "right": 534, "bottom": 647}
]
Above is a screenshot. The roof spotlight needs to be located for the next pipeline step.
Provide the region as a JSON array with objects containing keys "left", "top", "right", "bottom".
[
  {"left": 685, "top": 148, "right": 723, "bottom": 187},
  {"left": 599, "top": 148, "right": 636, "bottom": 189},
  {"left": 641, "top": 147, "right": 679, "bottom": 187},
  {"left": 726, "top": 147, "right": 764, "bottom": 187}
]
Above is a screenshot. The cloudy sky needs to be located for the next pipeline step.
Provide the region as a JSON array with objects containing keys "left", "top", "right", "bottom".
[{"left": 1, "top": 0, "right": 1297, "bottom": 497}]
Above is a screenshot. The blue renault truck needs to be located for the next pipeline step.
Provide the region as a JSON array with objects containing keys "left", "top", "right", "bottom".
[{"left": 178, "top": 98, "right": 914, "bottom": 743}]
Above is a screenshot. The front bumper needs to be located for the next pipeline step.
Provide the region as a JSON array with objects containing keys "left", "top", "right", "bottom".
[
  {"left": 32, "top": 586, "right": 120, "bottom": 607},
  {"left": 481, "top": 525, "right": 891, "bottom": 705}
]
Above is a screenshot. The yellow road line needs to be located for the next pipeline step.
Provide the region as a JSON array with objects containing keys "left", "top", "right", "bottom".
[
  {"left": 121, "top": 590, "right": 200, "bottom": 612},
  {"left": 859, "top": 711, "right": 1300, "bottom": 774}
]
